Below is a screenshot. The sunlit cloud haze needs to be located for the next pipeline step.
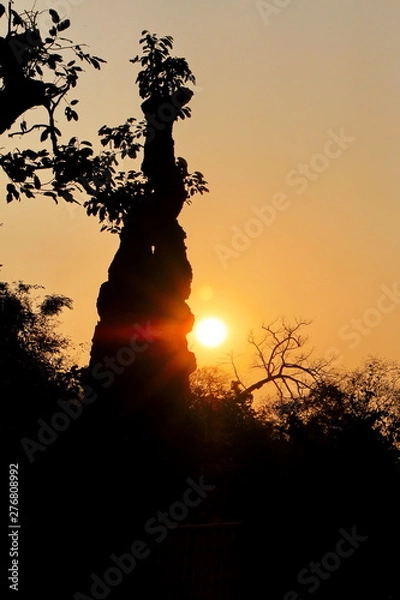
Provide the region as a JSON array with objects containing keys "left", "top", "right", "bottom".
[{"left": 1, "top": 0, "right": 400, "bottom": 375}]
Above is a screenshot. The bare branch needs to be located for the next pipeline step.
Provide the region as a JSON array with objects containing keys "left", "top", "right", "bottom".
[
  {"left": 8, "top": 123, "right": 48, "bottom": 137},
  {"left": 236, "top": 318, "right": 332, "bottom": 400},
  {"left": 228, "top": 352, "right": 246, "bottom": 389}
]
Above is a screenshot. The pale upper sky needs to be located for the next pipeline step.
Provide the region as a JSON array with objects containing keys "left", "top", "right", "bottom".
[{"left": 1, "top": 0, "right": 399, "bottom": 380}]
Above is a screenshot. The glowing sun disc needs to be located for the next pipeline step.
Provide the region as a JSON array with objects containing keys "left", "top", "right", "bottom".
[{"left": 195, "top": 318, "right": 228, "bottom": 347}]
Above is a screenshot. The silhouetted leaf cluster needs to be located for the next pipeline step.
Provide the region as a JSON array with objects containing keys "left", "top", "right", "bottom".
[
  {"left": 0, "top": 25, "right": 208, "bottom": 231},
  {"left": 82, "top": 115, "right": 208, "bottom": 233},
  {"left": 131, "top": 31, "right": 196, "bottom": 101},
  {"left": 0, "top": 4, "right": 105, "bottom": 202},
  {"left": 0, "top": 281, "right": 81, "bottom": 433}
]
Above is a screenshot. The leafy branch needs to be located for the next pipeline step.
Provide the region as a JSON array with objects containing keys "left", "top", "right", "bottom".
[
  {"left": 0, "top": 3, "right": 105, "bottom": 201},
  {"left": 131, "top": 30, "right": 196, "bottom": 106},
  {"left": 1, "top": 26, "right": 208, "bottom": 232}
]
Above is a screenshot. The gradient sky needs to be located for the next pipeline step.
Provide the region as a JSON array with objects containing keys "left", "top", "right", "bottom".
[{"left": 1, "top": 0, "right": 399, "bottom": 383}]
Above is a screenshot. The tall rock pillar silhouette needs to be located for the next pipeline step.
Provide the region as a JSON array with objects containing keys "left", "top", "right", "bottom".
[{"left": 88, "top": 85, "right": 197, "bottom": 434}]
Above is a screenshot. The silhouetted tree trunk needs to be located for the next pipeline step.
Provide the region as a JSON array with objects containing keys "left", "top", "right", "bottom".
[
  {"left": 88, "top": 87, "right": 196, "bottom": 437},
  {"left": 0, "top": 34, "right": 50, "bottom": 135},
  {"left": 0, "top": 77, "right": 49, "bottom": 135}
]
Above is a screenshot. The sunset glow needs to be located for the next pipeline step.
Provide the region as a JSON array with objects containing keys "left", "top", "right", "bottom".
[
  {"left": 194, "top": 317, "right": 228, "bottom": 348},
  {"left": 1, "top": 0, "right": 399, "bottom": 370}
]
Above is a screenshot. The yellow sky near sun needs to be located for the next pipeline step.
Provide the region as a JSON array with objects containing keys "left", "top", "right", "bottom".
[{"left": 1, "top": 0, "right": 400, "bottom": 381}]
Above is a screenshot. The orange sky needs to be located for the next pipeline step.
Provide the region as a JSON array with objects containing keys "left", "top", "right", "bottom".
[{"left": 1, "top": 0, "right": 400, "bottom": 383}]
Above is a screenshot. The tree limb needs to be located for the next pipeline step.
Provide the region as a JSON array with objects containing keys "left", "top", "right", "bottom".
[{"left": 237, "top": 319, "right": 333, "bottom": 400}]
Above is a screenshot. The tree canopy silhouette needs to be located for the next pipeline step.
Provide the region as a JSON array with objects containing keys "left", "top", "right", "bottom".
[
  {"left": 0, "top": 280, "right": 81, "bottom": 444},
  {"left": 1, "top": 6, "right": 209, "bottom": 434},
  {"left": 2, "top": 7, "right": 399, "bottom": 599},
  {"left": 0, "top": 2, "right": 105, "bottom": 202}
]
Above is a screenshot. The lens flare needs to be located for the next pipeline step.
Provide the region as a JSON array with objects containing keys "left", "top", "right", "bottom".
[{"left": 195, "top": 317, "right": 228, "bottom": 347}]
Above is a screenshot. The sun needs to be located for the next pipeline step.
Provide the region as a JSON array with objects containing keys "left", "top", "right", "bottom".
[{"left": 194, "top": 317, "right": 228, "bottom": 348}]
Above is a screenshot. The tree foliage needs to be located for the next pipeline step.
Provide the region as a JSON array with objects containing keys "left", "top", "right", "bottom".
[
  {"left": 0, "top": 2, "right": 105, "bottom": 203},
  {"left": 131, "top": 31, "right": 196, "bottom": 105},
  {"left": 83, "top": 32, "right": 208, "bottom": 233},
  {"left": 0, "top": 280, "right": 80, "bottom": 432},
  {"left": 1, "top": 16, "right": 208, "bottom": 232},
  {"left": 189, "top": 324, "right": 400, "bottom": 465}
]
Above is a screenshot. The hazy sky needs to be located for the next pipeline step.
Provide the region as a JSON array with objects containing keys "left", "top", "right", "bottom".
[{"left": 1, "top": 0, "right": 399, "bottom": 380}]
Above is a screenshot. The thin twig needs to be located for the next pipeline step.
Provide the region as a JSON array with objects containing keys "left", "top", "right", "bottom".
[
  {"left": 229, "top": 353, "right": 245, "bottom": 389},
  {"left": 8, "top": 123, "right": 48, "bottom": 137}
]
